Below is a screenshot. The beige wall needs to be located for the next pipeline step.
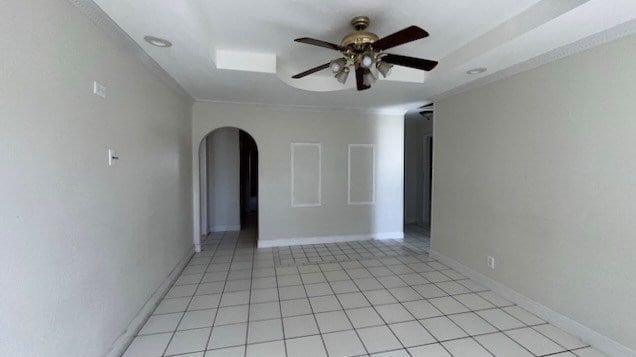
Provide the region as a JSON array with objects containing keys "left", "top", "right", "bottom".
[
  {"left": 0, "top": 1, "right": 193, "bottom": 356},
  {"left": 206, "top": 127, "right": 241, "bottom": 232},
  {"left": 192, "top": 102, "right": 405, "bottom": 244},
  {"left": 432, "top": 35, "right": 636, "bottom": 351}
]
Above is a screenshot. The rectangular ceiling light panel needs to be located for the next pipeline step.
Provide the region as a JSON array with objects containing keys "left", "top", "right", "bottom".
[{"left": 215, "top": 49, "right": 277, "bottom": 73}]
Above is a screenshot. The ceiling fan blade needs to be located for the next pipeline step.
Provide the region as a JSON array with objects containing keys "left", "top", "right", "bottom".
[
  {"left": 372, "top": 26, "right": 429, "bottom": 51},
  {"left": 383, "top": 54, "right": 438, "bottom": 71},
  {"left": 294, "top": 37, "right": 344, "bottom": 51},
  {"left": 292, "top": 63, "right": 330, "bottom": 79},
  {"left": 420, "top": 103, "right": 434, "bottom": 108},
  {"left": 355, "top": 67, "right": 370, "bottom": 91}
]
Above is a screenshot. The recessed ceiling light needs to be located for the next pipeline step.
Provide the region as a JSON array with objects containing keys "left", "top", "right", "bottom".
[
  {"left": 466, "top": 67, "right": 487, "bottom": 75},
  {"left": 144, "top": 36, "right": 172, "bottom": 48}
]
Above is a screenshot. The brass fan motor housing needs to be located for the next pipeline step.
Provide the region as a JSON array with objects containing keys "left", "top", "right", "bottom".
[
  {"left": 291, "top": 15, "right": 438, "bottom": 90},
  {"left": 340, "top": 16, "right": 379, "bottom": 49}
]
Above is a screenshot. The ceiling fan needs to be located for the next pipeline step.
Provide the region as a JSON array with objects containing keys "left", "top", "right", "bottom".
[{"left": 292, "top": 16, "right": 438, "bottom": 91}]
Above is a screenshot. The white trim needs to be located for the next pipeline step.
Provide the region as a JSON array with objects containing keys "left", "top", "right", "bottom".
[
  {"left": 374, "top": 232, "right": 405, "bottom": 240},
  {"left": 66, "top": 0, "right": 636, "bottom": 114},
  {"left": 192, "top": 141, "right": 202, "bottom": 253},
  {"left": 257, "top": 232, "right": 404, "bottom": 248},
  {"left": 290, "top": 143, "right": 322, "bottom": 207},
  {"left": 347, "top": 144, "right": 376, "bottom": 205},
  {"left": 105, "top": 245, "right": 195, "bottom": 357},
  {"left": 422, "top": 134, "right": 433, "bottom": 226},
  {"left": 199, "top": 138, "right": 208, "bottom": 237},
  {"left": 429, "top": 250, "right": 636, "bottom": 357},
  {"left": 194, "top": 99, "right": 408, "bottom": 116},
  {"left": 208, "top": 225, "right": 241, "bottom": 233}
]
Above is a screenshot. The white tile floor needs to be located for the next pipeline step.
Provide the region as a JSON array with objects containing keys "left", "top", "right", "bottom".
[{"left": 123, "top": 227, "right": 607, "bottom": 357}]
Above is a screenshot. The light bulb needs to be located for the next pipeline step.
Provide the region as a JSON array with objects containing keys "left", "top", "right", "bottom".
[
  {"left": 376, "top": 61, "right": 393, "bottom": 78},
  {"left": 360, "top": 53, "right": 374, "bottom": 69},
  {"left": 363, "top": 70, "right": 376, "bottom": 86},
  {"left": 330, "top": 58, "right": 347, "bottom": 73},
  {"left": 335, "top": 67, "right": 349, "bottom": 84}
]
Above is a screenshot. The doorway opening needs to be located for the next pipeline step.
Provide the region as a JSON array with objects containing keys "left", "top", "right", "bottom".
[
  {"left": 239, "top": 130, "right": 258, "bottom": 231},
  {"left": 198, "top": 127, "right": 258, "bottom": 243},
  {"left": 403, "top": 109, "right": 433, "bottom": 248}
]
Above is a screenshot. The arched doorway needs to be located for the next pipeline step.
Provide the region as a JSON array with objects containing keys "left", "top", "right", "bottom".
[{"left": 197, "top": 127, "right": 258, "bottom": 249}]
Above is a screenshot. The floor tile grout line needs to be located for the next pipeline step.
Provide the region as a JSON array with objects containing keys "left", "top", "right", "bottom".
[
  {"left": 271, "top": 254, "right": 289, "bottom": 357},
  {"left": 159, "top": 232, "right": 221, "bottom": 356},
  {"left": 159, "top": 256, "right": 210, "bottom": 354},
  {"left": 242, "top": 237, "right": 263, "bottom": 356},
  {"left": 364, "top": 257, "right": 457, "bottom": 354},
  {"left": 336, "top": 259, "right": 428, "bottom": 356},
  {"left": 315, "top": 283, "right": 375, "bottom": 356},
  {"left": 343, "top": 253, "right": 484, "bottom": 357},
  {"left": 136, "top": 312, "right": 550, "bottom": 340},
  {"left": 374, "top": 255, "right": 544, "bottom": 357},
  {"left": 295, "top": 265, "right": 329, "bottom": 356},
  {"left": 370, "top": 255, "right": 543, "bottom": 356},
  {"left": 203, "top": 231, "right": 239, "bottom": 355},
  {"left": 127, "top": 228, "right": 597, "bottom": 357},
  {"left": 529, "top": 323, "right": 590, "bottom": 353}
]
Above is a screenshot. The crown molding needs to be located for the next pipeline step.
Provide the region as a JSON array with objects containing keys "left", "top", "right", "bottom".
[
  {"left": 67, "top": 1, "right": 636, "bottom": 113},
  {"left": 66, "top": 0, "right": 193, "bottom": 102},
  {"left": 194, "top": 99, "right": 409, "bottom": 116},
  {"left": 432, "top": 19, "right": 636, "bottom": 102}
]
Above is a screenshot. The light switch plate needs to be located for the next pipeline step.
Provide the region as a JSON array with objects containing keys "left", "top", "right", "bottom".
[
  {"left": 108, "top": 149, "right": 117, "bottom": 166},
  {"left": 93, "top": 81, "right": 106, "bottom": 98}
]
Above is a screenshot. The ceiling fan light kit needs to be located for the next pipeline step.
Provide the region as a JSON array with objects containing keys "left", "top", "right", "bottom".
[
  {"left": 376, "top": 60, "right": 393, "bottom": 78},
  {"left": 363, "top": 70, "right": 376, "bottom": 86},
  {"left": 292, "top": 16, "right": 438, "bottom": 91},
  {"left": 330, "top": 58, "right": 347, "bottom": 73},
  {"left": 335, "top": 67, "right": 350, "bottom": 83},
  {"left": 360, "top": 52, "right": 375, "bottom": 69}
]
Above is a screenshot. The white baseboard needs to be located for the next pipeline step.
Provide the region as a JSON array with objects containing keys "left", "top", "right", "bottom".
[
  {"left": 429, "top": 250, "right": 635, "bottom": 357},
  {"left": 257, "top": 231, "right": 404, "bottom": 248},
  {"left": 195, "top": 236, "right": 205, "bottom": 253},
  {"left": 374, "top": 231, "right": 405, "bottom": 240},
  {"left": 208, "top": 225, "right": 240, "bottom": 233},
  {"left": 104, "top": 245, "right": 195, "bottom": 357}
]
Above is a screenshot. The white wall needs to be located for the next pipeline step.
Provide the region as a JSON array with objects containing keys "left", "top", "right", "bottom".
[
  {"left": 0, "top": 1, "right": 193, "bottom": 356},
  {"left": 206, "top": 127, "right": 241, "bottom": 232},
  {"left": 192, "top": 102, "right": 404, "bottom": 245},
  {"left": 432, "top": 35, "right": 636, "bottom": 353}
]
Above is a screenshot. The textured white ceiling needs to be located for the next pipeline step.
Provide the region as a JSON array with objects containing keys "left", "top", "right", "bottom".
[{"left": 92, "top": 0, "right": 636, "bottom": 112}]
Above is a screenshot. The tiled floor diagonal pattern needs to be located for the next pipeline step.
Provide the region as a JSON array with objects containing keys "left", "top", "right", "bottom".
[{"left": 124, "top": 228, "right": 607, "bottom": 357}]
